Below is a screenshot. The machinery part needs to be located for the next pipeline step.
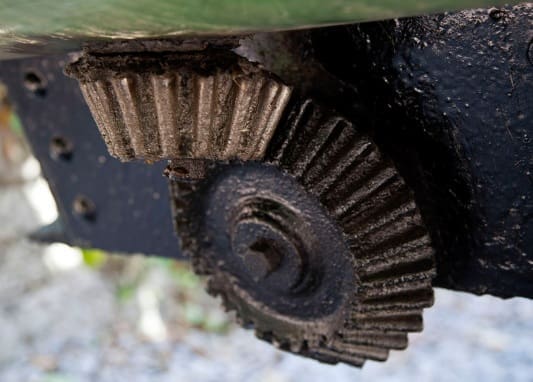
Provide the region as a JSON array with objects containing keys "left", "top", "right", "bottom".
[
  {"left": 171, "top": 100, "right": 436, "bottom": 366},
  {"left": 0, "top": 6, "right": 530, "bottom": 298},
  {"left": 66, "top": 49, "right": 291, "bottom": 162}
]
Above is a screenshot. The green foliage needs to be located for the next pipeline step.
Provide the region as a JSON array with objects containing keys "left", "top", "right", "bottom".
[
  {"left": 116, "top": 284, "right": 136, "bottom": 302},
  {"left": 8, "top": 112, "right": 23, "bottom": 136},
  {"left": 168, "top": 262, "right": 202, "bottom": 290},
  {"left": 150, "top": 259, "right": 230, "bottom": 333},
  {"left": 202, "top": 312, "right": 231, "bottom": 334},
  {"left": 78, "top": 252, "right": 230, "bottom": 333},
  {"left": 81, "top": 248, "right": 107, "bottom": 269},
  {"left": 41, "top": 373, "right": 72, "bottom": 382}
]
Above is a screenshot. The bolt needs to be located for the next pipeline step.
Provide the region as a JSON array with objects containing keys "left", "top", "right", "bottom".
[{"left": 241, "top": 240, "right": 282, "bottom": 281}]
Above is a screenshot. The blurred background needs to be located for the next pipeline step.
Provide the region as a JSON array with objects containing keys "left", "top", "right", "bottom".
[{"left": 0, "top": 82, "right": 532, "bottom": 382}]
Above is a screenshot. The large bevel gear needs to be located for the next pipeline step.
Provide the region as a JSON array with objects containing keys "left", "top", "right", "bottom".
[{"left": 171, "top": 99, "right": 436, "bottom": 367}]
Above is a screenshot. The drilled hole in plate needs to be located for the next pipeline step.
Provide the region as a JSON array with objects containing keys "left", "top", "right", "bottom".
[
  {"left": 24, "top": 71, "right": 47, "bottom": 96},
  {"left": 73, "top": 195, "right": 96, "bottom": 221},
  {"left": 49, "top": 136, "right": 73, "bottom": 161}
]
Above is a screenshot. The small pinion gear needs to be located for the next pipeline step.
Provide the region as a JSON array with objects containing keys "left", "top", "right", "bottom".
[
  {"left": 171, "top": 99, "right": 436, "bottom": 367},
  {"left": 66, "top": 49, "right": 291, "bottom": 162}
]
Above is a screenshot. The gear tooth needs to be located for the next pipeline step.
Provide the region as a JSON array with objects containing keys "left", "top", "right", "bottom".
[
  {"left": 298, "top": 118, "right": 350, "bottom": 184},
  {"left": 221, "top": 299, "right": 230, "bottom": 312},
  {"left": 267, "top": 332, "right": 302, "bottom": 353},
  {"left": 351, "top": 313, "right": 424, "bottom": 332},
  {"left": 309, "top": 348, "right": 366, "bottom": 368},
  {"left": 192, "top": 261, "right": 210, "bottom": 276},
  {"left": 363, "top": 269, "right": 435, "bottom": 289},
  {"left": 150, "top": 72, "right": 182, "bottom": 158},
  {"left": 355, "top": 308, "right": 423, "bottom": 319},
  {"left": 215, "top": 289, "right": 236, "bottom": 314},
  {"left": 300, "top": 121, "right": 362, "bottom": 189},
  {"left": 205, "top": 277, "right": 219, "bottom": 295},
  {"left": 288, "top": 339, "right": 305, "bottom": 353},
  {"left": 233, "top": 312, "right": 254, "bottom": 329},
  {"left": 348, "top": 220, "right": 429, "bottom": 258},
  {"left": 340, "top": 180, "right": 411, "bottom": 233},
  {"left": 277, "top": 105, "right": 374, "bottom": 189},
  {"left": 85, "top": 80, "right": 135, "bottom": 160},
  {"left": 208, "top": 289, "right": 219, "bottom": 298},
  {"left": 255, "top": 328, "right": 274, "bottom": 343},
  {"left": 110, "top": 73, "right": 164, "bottom": 159},
  {"left": 341, "top": 329, "right": 409, "bottom": 350},
  {"left": 272, "top": 338, "right": 291, "bottom": 350},
  {"left": 359, "top": 256, "right": 435, "bottom": 284},
  {"left": 79, "top": 81, "right": 120, "bottom": 156},
  {"left": 268, "top": 99, "right": 316, "bottom": 167},
  {"left": 328, "top": 164, "right": 399, "bottom": 219},
  {"left": 361, "top": 276, "right": 434, "bottom": 300},
  {"left": 357, "top": 241, "right": 435, "bottom": 279},
  {"left": 311, "top": 138, "right": 375, "bottom": 199},
  {"left": 351, "top": 200, "right": 422, "bottom": 243},
  {"left": 288, "top": 116, "right": 346, "bottom": 180},
  {"left": 359, "top": 287, "right": 435, "bottom": 312},
  {"left": 330, "top": 340, "right": 390, "bottom": 362},
  {"left": 234, "top": 315, "right": 245, "bottom": 326},
  {"left": 357, "top": 235, "right": 434, "bottom": 269}
]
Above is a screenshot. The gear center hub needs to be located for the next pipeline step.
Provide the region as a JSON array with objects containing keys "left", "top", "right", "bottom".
[
  {"left": 187, "top": 163, "right": 357, "bottom": 323},
  {"left": 232, "top": 211, "right": 308, "bottom": 291}
]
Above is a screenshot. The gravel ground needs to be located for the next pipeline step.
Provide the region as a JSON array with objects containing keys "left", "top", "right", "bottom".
[{"left": 0, "top": 156, "right": 532, "bottom": 382}]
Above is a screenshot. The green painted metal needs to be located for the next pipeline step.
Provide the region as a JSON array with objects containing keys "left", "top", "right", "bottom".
[{"left": 0, "top": 0, "right": 512, "bottom": 57}]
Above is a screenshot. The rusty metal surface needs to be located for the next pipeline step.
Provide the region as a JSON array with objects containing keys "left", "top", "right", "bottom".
[{"left": 66, "top": 49, "right": 291, "bottom": 162}]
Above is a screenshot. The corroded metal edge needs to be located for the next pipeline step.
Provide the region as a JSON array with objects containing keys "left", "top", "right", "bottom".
[{"left": 66, "top": 50, "right": 292, "bottom": 162}]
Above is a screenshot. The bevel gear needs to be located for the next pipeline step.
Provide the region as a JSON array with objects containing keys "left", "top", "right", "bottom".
[
  {"left": 66, "top": 49, "right": 291, "bottom": 162},
  {"left": 170, "top": 99, "right": 436, "bottom": 367}
]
